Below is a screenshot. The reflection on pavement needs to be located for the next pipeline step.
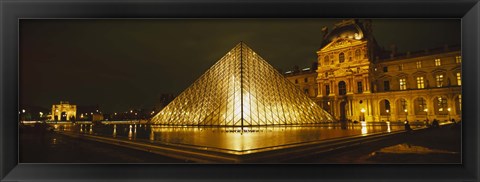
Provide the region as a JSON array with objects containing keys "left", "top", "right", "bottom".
[{"left": 372, "top": 143, "right": 457, "bottom": 155}]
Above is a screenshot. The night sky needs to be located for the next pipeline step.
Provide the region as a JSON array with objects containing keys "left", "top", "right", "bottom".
[{"left": 20, "top": 19, "right": 460, "bottom": 113}]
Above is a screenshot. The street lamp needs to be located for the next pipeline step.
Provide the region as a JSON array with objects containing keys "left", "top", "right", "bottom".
[
  {"left": 424, "top": 108, "right": 428, "bottom": 121},
  {"left": 404, "top": 109, "right": 408, "bottom": 120},
  {"left": 386, "top": 109, "right": 390, "bottom": 121},
  {"left": 447, "top": 107, "right": 451, "bottom": 122},
  {"left": 360, "top": 108, "right": 366, "bottom": 121}
]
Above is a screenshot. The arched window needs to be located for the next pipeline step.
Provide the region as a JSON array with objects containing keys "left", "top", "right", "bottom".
[
  {"left": 434, "top": 96, "right": 448, "bottom": 115},
  {"left": 339, "top": 52, "right": 345, "bottom": 63},
  {"left": 355, "top": 49, "right": 361, "bottom": 60},
  {"left": 338, "top": 81, "right": 347, "bottom": 95},
  {"left": 324, "top": 56, "right": 329, "bottom": 65},
  {"left": 414, "top": 97, "right": 427, "bottom": 115}
]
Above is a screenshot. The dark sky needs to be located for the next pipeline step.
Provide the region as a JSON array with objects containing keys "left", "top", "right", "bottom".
[{"left": 20, "top": 19, "right": 460, "bottom": 113}]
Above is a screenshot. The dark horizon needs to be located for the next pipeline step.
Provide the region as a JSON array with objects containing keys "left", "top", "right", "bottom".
[{"left": 20, "top": 19, "right": 460, "bottom": 113}]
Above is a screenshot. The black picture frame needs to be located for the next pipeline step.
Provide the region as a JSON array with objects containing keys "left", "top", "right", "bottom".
[{"left": 1, "top": 0, "right": 479, "bottom": 181}]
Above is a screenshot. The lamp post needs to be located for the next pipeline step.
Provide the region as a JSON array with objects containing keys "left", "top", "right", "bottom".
[
  {"left": 424, "top": 108, "right": 428, "bottom": 121},
  {"left": 386, "top": 109, "right": 390, "bottom": 121},
  {"left": 360, "top": 108, "right": 366, "bottom": 121},
  {"left": 447, "top": 107, "right": 451, "bottom": 122},
  {"left": 404, "top": 109, "right": 408, "bottom": 120}
]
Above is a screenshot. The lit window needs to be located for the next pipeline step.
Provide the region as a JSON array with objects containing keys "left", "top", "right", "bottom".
[
  {"left": 383, "top": 66, "right": 388, "bottom": 72},
  {"left": 456, "top": 56, "right": 462, "bottom": 63},
  {"left": 437, "top": 97, "right": 447, "bottom": 112},
  {"left": 457, "top": 72, "right": 461, "bottom": 86},
  {"left": 436, "top": 74, "right": 444, "bottom": 87},
  {"left": 458, "top": 95, "right": 462, "bottom": 111},
  {"left": 384, "top": 80, "right": 390, "bottom": 91},
  {"left": 416, "top": 61, "right": 422, "bottom": 68},
  {"left": 357, "top": 82, "right": 363, "bottom": 93},
  {"left": 339, "top": 53, "right": 345, "bottom": 63},
  {"left": 399, "top": 78, "right": 407, "bottom": 90},
  {"left": 416, "top": 76, "right": 424, "bottom": 89},
  {"left": 398, "top": 64, "right": 403, "bottom": 71},
  {"left": 435, "top": 59, "right": 441, "bottom": 66}
]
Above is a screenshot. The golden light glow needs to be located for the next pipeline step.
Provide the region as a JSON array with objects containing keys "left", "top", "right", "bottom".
[{"left": 151, "top": 43, "right": 334, "bottom": 126}]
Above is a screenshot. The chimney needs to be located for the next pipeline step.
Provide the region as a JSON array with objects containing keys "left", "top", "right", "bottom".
[
  {"left": 406, "top": 51, "right": 411, "bottom": 57},
  {"left": 389, "top": 44, "right": 397, "bottom": 59},
  {"left": 444, "top": 44, "right": 449, "bottom": 51}
]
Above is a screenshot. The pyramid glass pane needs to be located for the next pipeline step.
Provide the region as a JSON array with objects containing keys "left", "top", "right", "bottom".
[{"left": 151, "top": 42, "right": 334, "bottom": 126}]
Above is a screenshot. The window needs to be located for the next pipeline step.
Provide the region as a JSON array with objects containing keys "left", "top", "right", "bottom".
[
  {"left": 339, "top": 53, "right": 345, "bottom": 63},
  {"left": 398, "top": 64, "right": 403, "bottom": 71},
  {"left": 355, "top": 49, "right": 361, "bottom": 60},
  {"left": 383, "top": 66, "right": 388, "bottom": 72},
  {"left": 437, "top": 97, "right": 448, "bottom": 112},
  {"left": 436, "top": 74, "right": 444, "bottom": 87},
  {"left": 457, "top": 72, "right": 461, "bottom": 86},
  {"left": 399, "top": 78, "right": 407, "bottom": 90},
  {"left": 456, "top": 56, "right": 462, "bottom": 63},
  {"left": 383, "top": 80, "right": 390, "bottom": 91},
  {"left": 295, "top": 79, "right": 298, "bottom": 84},
  {"left": 304, "top": 89, "right": 309, "bottom": 94},
  {"left": 324, "top": 56, "right": 329, "bottom": 65},
  {"left": 458, "top": 95, "right": 462, "bottom": 111},
  {"left": 338, "top": 81, "right": 346, "bottom": 95},
  {"left": 435, "top": 58, "right": 441, "bottom": 66},
  {"left": 400, "top": 99, "right": 407, "bottom": 112},
  {"left": 357, "top": 82, "right": 363, "bottom": 93},
  {"left": 304, "top": 78, "right": 308, "bottom": 83},
  {"left": 325, "top": 85, "right": 330, "bottom": 95},
  {"left": 416, "top": 76, "right": 425, "bottom": 89},
  {"left": 416, "top": 61, "right": 422, "bottom": 68}
]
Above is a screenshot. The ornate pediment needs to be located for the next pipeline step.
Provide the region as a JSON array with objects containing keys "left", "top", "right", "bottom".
[{"left": 320, "top": 38, "right": 365, "bottom": 52}]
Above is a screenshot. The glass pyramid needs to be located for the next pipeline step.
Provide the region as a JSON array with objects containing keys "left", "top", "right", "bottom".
[{"left": 151, "top": 42, "right": 334, "bottom": 126}]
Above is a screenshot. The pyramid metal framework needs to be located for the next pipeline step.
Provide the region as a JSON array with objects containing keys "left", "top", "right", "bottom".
[{"left": 151, "top": 42, "right": 335, "bottom": 126}]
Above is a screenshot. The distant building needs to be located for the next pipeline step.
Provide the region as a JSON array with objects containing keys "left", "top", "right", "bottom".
[
  {"left": 285, "top": 19, "right": 461, "bottom": 122},
  {"left": 51, "top": 101, "right": 77, "bottom": 121}
]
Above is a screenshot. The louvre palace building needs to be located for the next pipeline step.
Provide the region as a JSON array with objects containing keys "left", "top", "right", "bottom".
[{"left": 285, "top": 19, "right": 461, "bottom": 123}]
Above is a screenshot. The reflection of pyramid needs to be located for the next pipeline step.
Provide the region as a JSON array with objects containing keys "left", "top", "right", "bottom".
[{"left": 152, "top": 42, "right": 334, "bottom": 126}]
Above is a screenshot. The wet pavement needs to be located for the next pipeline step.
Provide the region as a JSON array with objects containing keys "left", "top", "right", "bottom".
[
  {"left": 20, "top": 130, "right": 187, "bottom": 163},
  {"left": 20, "top": 122, "right": 459, "bottom": 163},
  {"left": 290, "top": 124, "right": 461, "bottom": 163},
  {"left": 63, "top": 122, "right": 415, "bottom": 151}
]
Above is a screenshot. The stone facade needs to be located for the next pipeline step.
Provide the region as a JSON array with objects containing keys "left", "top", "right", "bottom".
[
  {"left": 286, "top": 19, "right": 461, "bottom": 122},
  {"left": 51, "top": 101, "right": 77, "bottom": 121}
]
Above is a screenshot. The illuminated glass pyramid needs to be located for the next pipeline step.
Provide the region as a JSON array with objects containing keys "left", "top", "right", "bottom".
[{"left": 151, "top": 42, "right": 334, "bottom": 126}]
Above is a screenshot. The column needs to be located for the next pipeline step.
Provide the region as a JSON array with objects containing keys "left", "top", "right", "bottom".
[
  {"left": 390, "top": 100, "right": 397, "bottom": 121},
  {"left": 319, "top": 82, "right": 323, "bottom": 96}
]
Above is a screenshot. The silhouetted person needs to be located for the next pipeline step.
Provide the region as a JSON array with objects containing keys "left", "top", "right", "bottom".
[
  {"left": 432, "top": 119, "right": 439, "bottom": 128},
  {"left": 404, "top": 120, "right": 412, "bottom": 132}
]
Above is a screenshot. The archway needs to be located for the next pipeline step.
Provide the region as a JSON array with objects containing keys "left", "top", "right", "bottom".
[
  {"left": 414, "top": 97, "right": 427, "bottom": 115},
  {"left": 379, "top": 99, "right": 391, "bottom": 121},
  {"left": 433, "top": 96, "right": 448, "bottom": 115}
]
